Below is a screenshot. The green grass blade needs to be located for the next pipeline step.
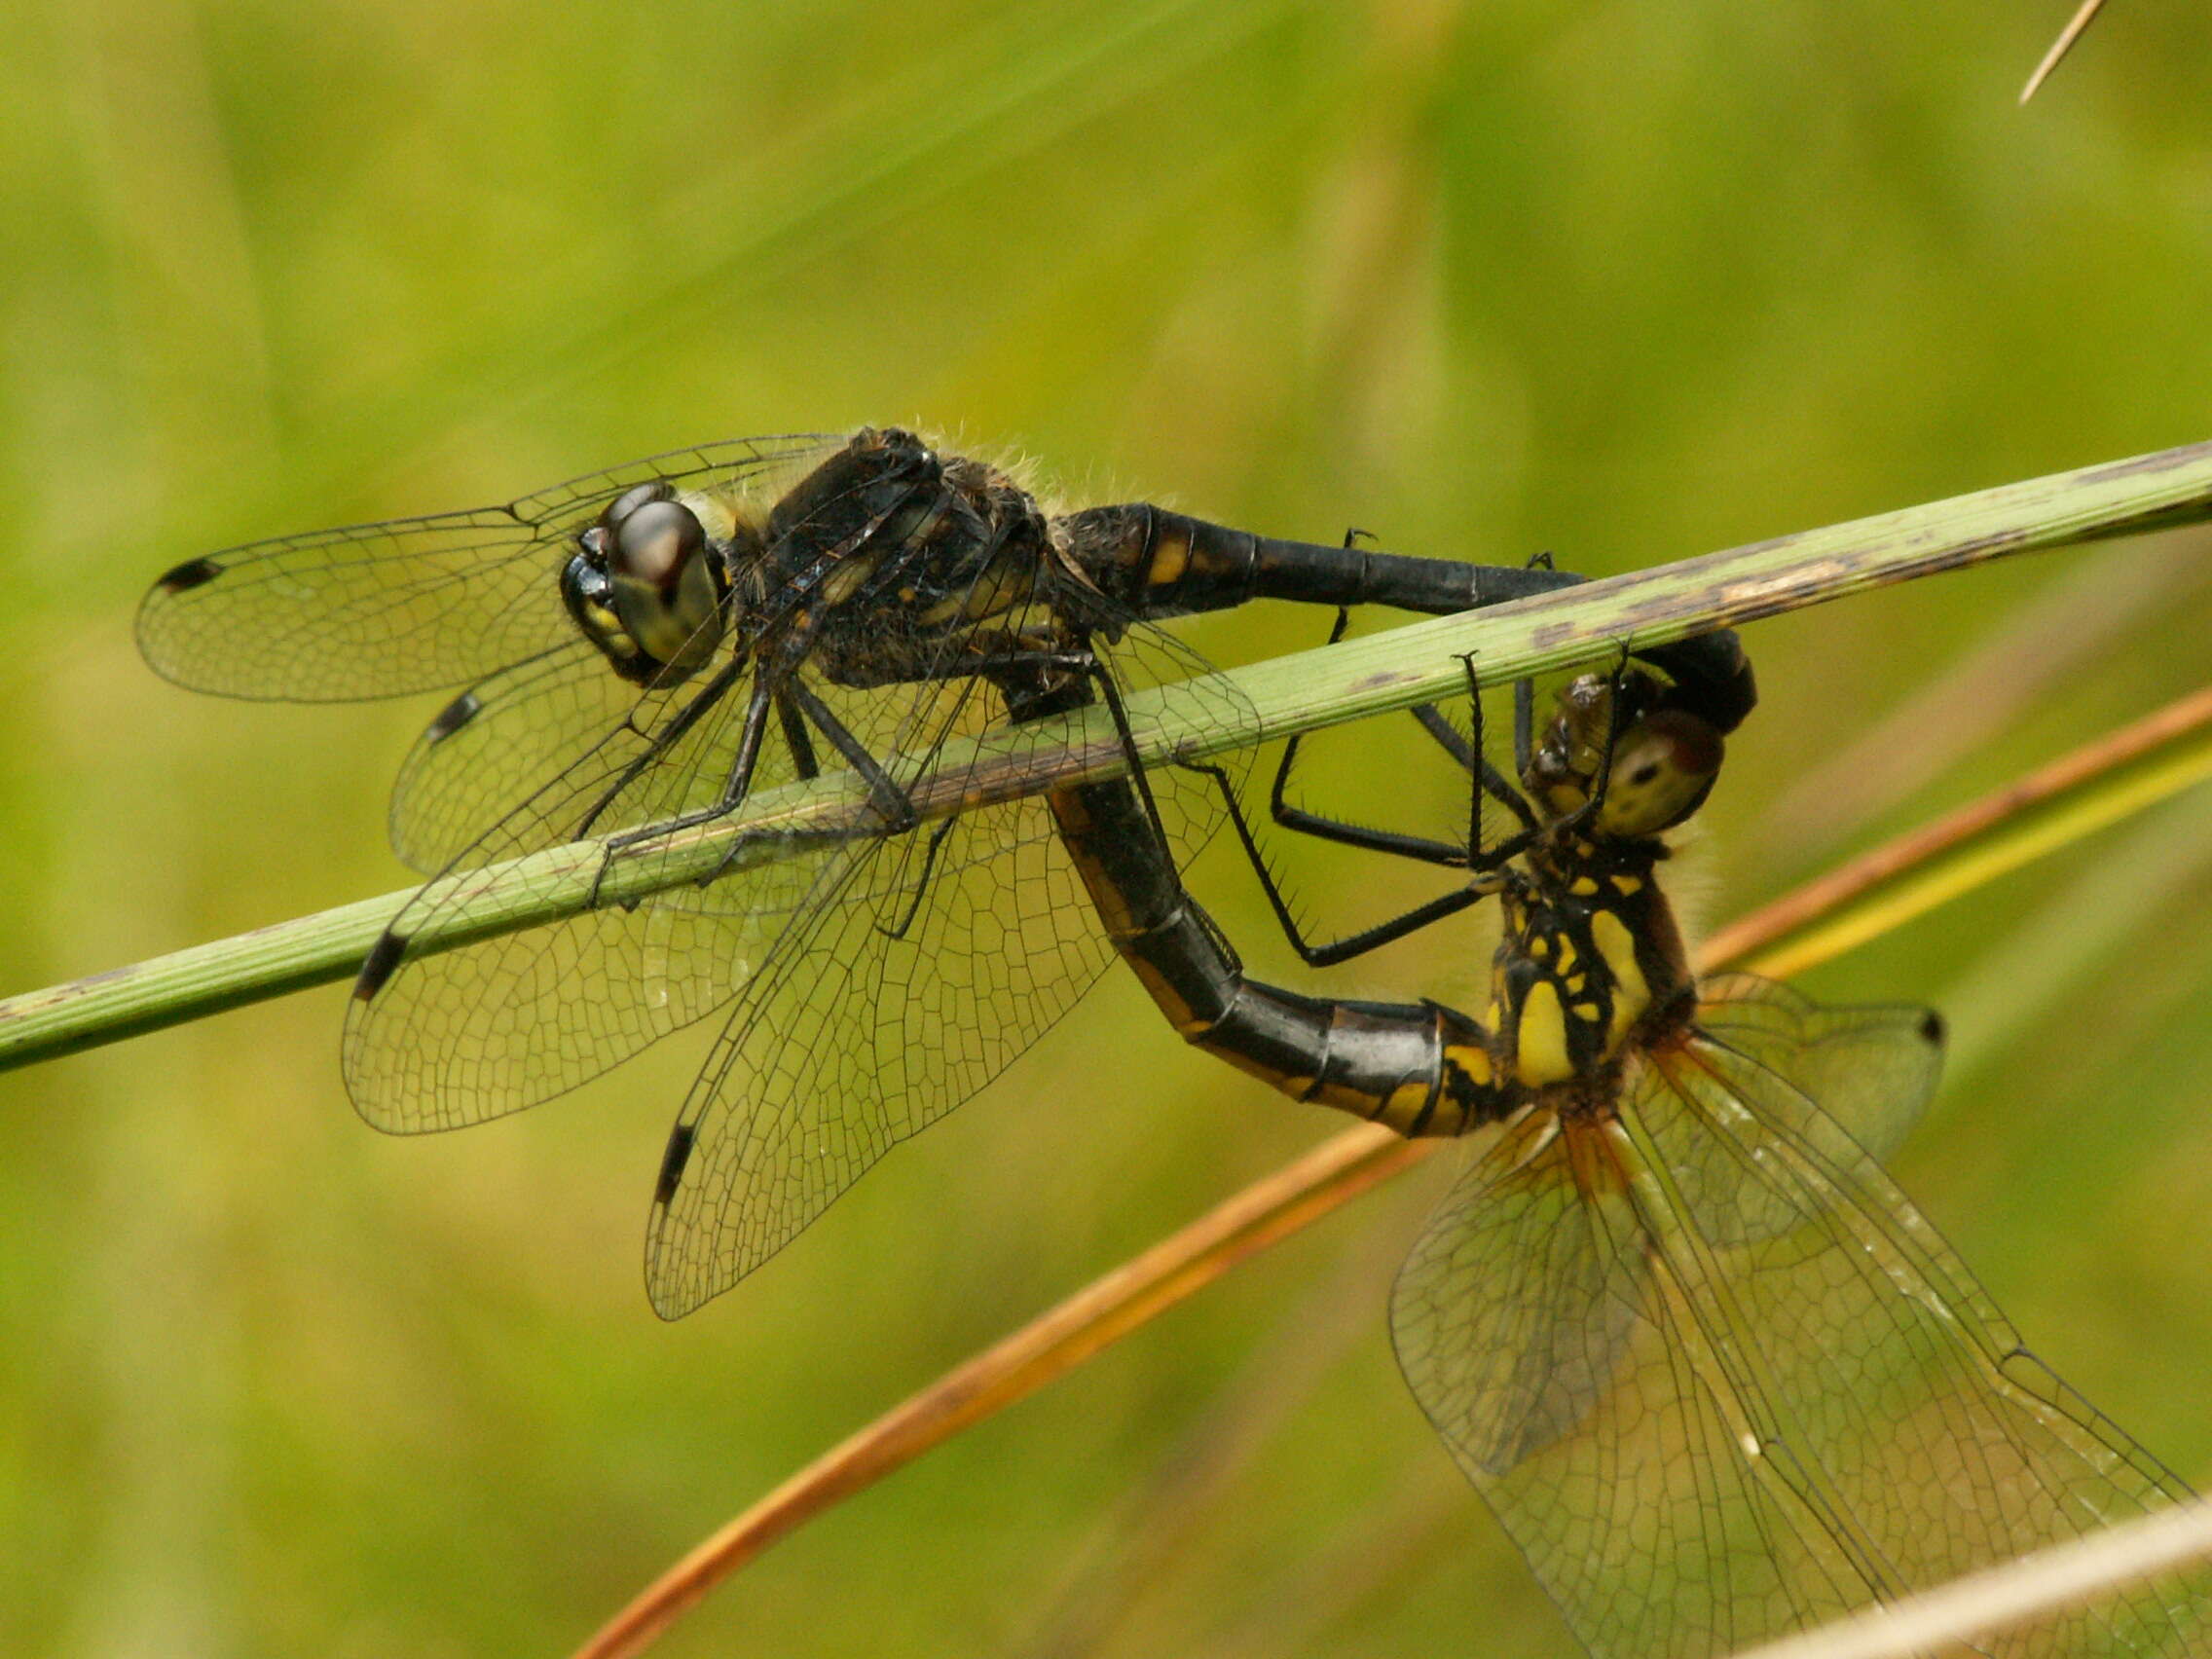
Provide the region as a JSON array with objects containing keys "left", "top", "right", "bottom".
[{"left": 5, "top": 434, "right": 2212, "bottom": 1073}]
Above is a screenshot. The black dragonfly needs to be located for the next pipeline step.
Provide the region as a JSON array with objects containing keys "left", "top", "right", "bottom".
[{"left": 142, "top": 426, "right": 1727, "bottom": 1317}]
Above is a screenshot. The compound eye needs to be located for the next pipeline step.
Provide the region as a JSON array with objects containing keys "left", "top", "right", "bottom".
[
  {"left": 603, "top": 480, "right": 677, "bottom": 530},
  {"left": 608, "top": 499, "right": 723, "bottom": 675},
  {"left": 610, "top": 498, "right": 705, "bottom": 587},
  {"left": 1596, "top": 711, "right": 1724, "bottom": 836}
]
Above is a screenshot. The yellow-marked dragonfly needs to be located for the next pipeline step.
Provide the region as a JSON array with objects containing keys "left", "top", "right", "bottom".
[
  {"left": 137, "top": 426, "right": 1751, "bottom": 1317},
  {"left": 1050, "top": 647, "right": 2210, "bottom": 1655}
]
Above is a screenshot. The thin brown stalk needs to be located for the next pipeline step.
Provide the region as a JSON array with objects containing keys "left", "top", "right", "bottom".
[
  {"left": 571, "top": 1126, "right": 1427, "bottom": 1659},
  {"left": 571, "top": 682, "right": 2212, "bottom": 1659},
  {"left": 1704, "top": 682, "right": 2212, "bottom": 977},
  {"left": 2020, "top": 0, "right": 2110, "bottom": 102}
]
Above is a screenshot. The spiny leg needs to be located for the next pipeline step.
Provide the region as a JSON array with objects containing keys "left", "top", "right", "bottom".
[
  {"left": 774, "top": 686, "right": 820, "bottom": 780},
  {"left": 592, "top": 672, "right": 776, "bottom": 905},
  {"left": 780, "top": 678, "right": 917, "bottom": 833},
  {"left": 876, "top": 814, "right": 960, "bottom": 941},
  {"left": 1452, "top": 651, "right": 1550, "bottom": 878},
  {"left": 1081, "top": 637, "right": 1179, "bottom": 868},
  {"left": 1185, "top": 750, "right": 1487, "bottom": 967},
  {"left": 877, "top": 639, "right": 1125, "bottom": 946},
  {"left": 572, "top": 657, "right": 746, "bottom": 841},
  {"left": 1263, "top": 608, "right": 1469, "bottom": 867}
]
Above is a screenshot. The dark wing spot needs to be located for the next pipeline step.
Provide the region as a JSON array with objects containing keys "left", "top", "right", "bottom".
[
  {"left": 1917, "top": 1009, "right": 1947, "bottom": 1047},
  {"left": 653, "top": 1124, "right": 697, "bottom": 1206},
  {"left": 155, "top": 557, "right": 222, "bottom": 594},
  {"left": 426, "top": 690, "right": 483, "bottom": 743},
  {"left": 353, "top": 930, "right": 409, "bottom": 1001}
]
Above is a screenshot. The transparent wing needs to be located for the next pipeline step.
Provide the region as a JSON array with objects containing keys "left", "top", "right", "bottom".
[
  {"left": 1693, "top": 975, "right": 1944, "bottom": 1169},
  {"left": 135, "top": 434, "right": 837, "bottom": 702},
  {"left": 643, "top": 640, "right": 1251, "bottom": 1317},
  {"left": 342, "top": 654, "right": 895, "bottom": 1130},
  {"left": 641, "top": 768, "right": 1223, "bottom": 1318},
  {"left": 1393, "top": 981, "right": 2207, "bottom": 1659},
  {"left": 345, "top": 531, "right": 1251, "bottom": 1157},
  {"left": 386, "top": 640, "right": 625, "bottom": 872}
]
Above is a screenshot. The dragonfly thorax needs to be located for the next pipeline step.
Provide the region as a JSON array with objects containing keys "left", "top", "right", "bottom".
[
  {"left": 750, "top": 429, "right": 1079, "bottom": 691},
  {"left": 1488, "top": 836, "right": 1693, "bottom": 1089}
]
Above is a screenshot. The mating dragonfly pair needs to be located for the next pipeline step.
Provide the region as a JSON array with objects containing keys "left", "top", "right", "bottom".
[{"left": 141, "top": 429, "right": 2208, "bottom": 1656}]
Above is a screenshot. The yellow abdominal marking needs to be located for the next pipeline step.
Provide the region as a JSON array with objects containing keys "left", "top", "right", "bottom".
[
  {"left": 1515, "top": 980, "right": 1571, "bottom": 1086},
  {"left": 1146, "top": 524, "right": 1191, "bottom": 585},
  {"left": 1590, "top": 910, "right": 1649, "bottom": 1042},
  {"left": 1314, "top": 1078, "right": 1382, "bottom": 1114},
  {"left": 1568, "top": 875, "right": 1601, "bottom": 897},
  {"left": 1382, "top": 1080, "right": 1434, "bottom": 1124}
]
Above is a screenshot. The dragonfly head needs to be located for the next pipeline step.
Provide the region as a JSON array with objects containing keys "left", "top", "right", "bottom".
[
  {"left": 563, "top": 482, "right": 740, "bottom": 685},
  {"left": 1530, "top": 667, "right": 1727, "bottom": 838}
]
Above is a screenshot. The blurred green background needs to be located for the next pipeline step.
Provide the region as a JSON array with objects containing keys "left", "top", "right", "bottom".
[{"left": 6, "top": 1, "right": 2212, "bottom": 1654}]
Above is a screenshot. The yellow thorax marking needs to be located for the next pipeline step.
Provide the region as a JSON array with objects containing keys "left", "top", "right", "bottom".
[
  {"left": 1515, "top": 980, "right": 1571, "bottom": 1087},
  {"left": 1589, "top": 909, "right": 1649, "bottom": 1046},
  {"left": 818, "top": 550, "right": 881, "bottom": 607}
]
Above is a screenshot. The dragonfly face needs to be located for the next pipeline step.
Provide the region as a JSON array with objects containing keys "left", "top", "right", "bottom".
[
  {"left": 561, "top": 480, "right": 735, "bottom": 684},
  {"left": 1525, "top": 666, "right": 1729, "bottom": 839}
]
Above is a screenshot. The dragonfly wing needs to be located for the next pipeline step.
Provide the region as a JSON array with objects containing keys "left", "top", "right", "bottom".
[
  {"left": 136, "top": 435, "right": 837, "bottom": 702},
  {"left": 1631, "top": 1020, "right": 2206, "bottom": 1650},
  {"left": 344, "top": 655, "right": 822, "bottom": 1129},
  {"left": 642, "top": 792, "right": 1101, "bottom": 1315},
  {"left": 1391, "top": 1111, "right": 1650, "bottom": 1480},
  {"left": 138, "top": 504, "right": 567, "bottom": 702},
  {"left": 386, "top": 640, "right": 628, "bottom": 872},
  {"left": 1694, "top": 973, "right": 1944, "bottom": 1167},
  {"left": 643, "top": 744, "right": 1233, "bottom": 1317},
  {"left": 501, "top": 433, "right": 837, "bottom": 523},
  {"left": 1392, "top": 999, "right": 2207, "bottom": 1659}
]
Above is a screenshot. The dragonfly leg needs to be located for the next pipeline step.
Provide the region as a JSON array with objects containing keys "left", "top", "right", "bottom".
[
  {"left": 1182, "top": 752, "right": 1487, "bottom": 968},
  {"left": 875, "top": 814, "right": 961, "bottom": 941},
  {"left": 781, "top": 678, "right": 917, "bottom": 833},
  {"left": 591, "top": 677, "right": 777, "bottom": 904},
  {"left": 1256, "top": 609, "right": 1471, "bottom": 868},
  {"left": 571, "top": 658, "right": 746, "bottom": 844},
  {"left": 773, "top": 686, "right": 819, "bottom": 780}
]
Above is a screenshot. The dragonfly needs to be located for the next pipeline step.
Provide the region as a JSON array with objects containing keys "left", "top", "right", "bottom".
[
  {"left": 137, "top": 426, "right": 1745, "bottom": 1317},
  {"left": 1048, "top": 644, "right": 2211, "bottom": 1655}
]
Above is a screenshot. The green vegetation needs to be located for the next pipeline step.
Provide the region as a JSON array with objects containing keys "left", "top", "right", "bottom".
[{"left": 4, "top": 4, "right": 2210, "bottom": 1655}]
